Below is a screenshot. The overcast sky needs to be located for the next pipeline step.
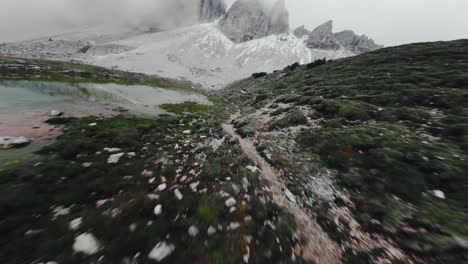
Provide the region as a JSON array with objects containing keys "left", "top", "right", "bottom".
[{"left": 1, "top": 0, "right": 467, "bottom": 46}]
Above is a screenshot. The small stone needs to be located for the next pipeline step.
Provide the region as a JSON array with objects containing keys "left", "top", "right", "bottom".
[
  {"left": 142, "top": 169, "right": 153, "bottom": 177},
  {"left": 52, "top": 205, "right": 71, "bottom": 217},
  {"left": 246, "top": 165, "right": 260, "bottom": 173},
  {"left": 148, "top": 242, "right": 175, "bottom": 262},
  {"left": 207, "top": 226, "right": 217, "bottom": 236},
  {"left": 174, "top": 189, "right": 183, "bottom": 200},
  {"left": 49, "top": 110, "right": 62, "bottom": 116},
  {"left": 0, "top": 136, "right": 31, "bottom": 148},
  {"left": 129, "top": 223, "right": 137, "bottom": 232},
  {"left": 25, "top": 229, "right": 42, "bottom": 236},
  {"left": 227, "top": 222, "right": 241, "bottom": 231},
  {"left": 225, "top": 197, "right": 236, "bottom": 207},
  {"left": 284, "top": 189, "right": 297, "bottom": 203},
  {"left": 157, "top": 183, "right": 167, "bottom": 191},
  {"left": 182, "top": 130, "right": 191, "bottom": 134},
  {"left": 209, "top": 137, "right": 225, "bottom": 151},
  {"left": 242, "top": 177, "right": 249, "bottom": 191},
  {"left": 148, "top": 193, "right": 159, "bottom": 200},
  {"left": 107, "top": 153, "right": 124, "bottom": 164},
  {"left": 188, "top": 225, "right": 199, "bottom": 237},
  {"left": 103, "top": 147, "right": 121, "bottom": 153},
  {"left": 88, "top": 123, "right": 97, "bottom": 127},
  {"left": 73, "top": 233, "right": 100, "bottom": 255},
  {"left": 231, "top": 184, "right": 240, "bottom": 194},
  {"left": 429, "top": 190, "right": 446, "bottom": 199},
  {"left": 69, "top": 217, "right": 82, "bottom": 230},
  {"left": 154, "top": 204, "right": 162, "bottom": 215},
  {"left": 82, "top": 162, "right": 92, "bottom": 168},
  {"left": 190, "top": 181, "right": 200, "bottom": 191}
]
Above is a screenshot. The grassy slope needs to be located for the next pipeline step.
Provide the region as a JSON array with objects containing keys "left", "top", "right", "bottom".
[
  {"left": 221, "top": 39, "right": 468, "bottom": 262},
  {"left": 0, "top": 56, "right": 196, "bottom": 91}
]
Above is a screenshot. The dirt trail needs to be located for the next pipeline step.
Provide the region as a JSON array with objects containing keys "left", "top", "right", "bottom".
[{"left": 222, "top": 113, "right": 341, "bottom": 264}]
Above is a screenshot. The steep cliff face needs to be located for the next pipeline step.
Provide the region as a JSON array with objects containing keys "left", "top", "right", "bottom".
[
  {"left": 219, "top": 0, "right": 289, "bottom": 43},
  {"left": 305, "top": 20, "right": 341, "bottom": 50},
  {"left": 268, "top": 0, "right": 289, "bottom": 35},
  {"left": 335, "top": 30, "right": 383, "bottom": 53},
  {"left": 199, "top": 0, "right": 227, "bottom": 22}
]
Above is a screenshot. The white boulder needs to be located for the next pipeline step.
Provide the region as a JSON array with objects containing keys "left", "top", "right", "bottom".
[
  {"left": 73, "top": 233, "right": 100, "bottom": 255},
  {"left": 148, "top": 242, "right": 175, "bottom": 262}
]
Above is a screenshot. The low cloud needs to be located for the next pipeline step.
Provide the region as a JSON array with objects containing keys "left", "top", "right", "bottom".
[{"left": 1, "top": 0, "right": 222, "bottom": 41}]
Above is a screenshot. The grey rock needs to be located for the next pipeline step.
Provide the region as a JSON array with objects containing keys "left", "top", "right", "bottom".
[
  {"left": 334, "top": 30, "right": 383, "bottom": 53},
  {"left": 305, "top": 20, "right": 341, "bottom": 50},
  {"left": 49, "top": 110, "right": 63, "bottom": 116},
  {"left": 0, "top": 136, "right": 31, "bottom": 148},
  {"left": 199, "top": 0, "right": 226, "bottom": 22},
  {"left": 293, "top": 25, "right": 310, "bottom": 38},
  {"left": 219, "top": 0, "right": 289, "bottom": 43}
]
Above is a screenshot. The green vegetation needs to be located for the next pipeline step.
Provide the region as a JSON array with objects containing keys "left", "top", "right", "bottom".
[
  {"left": 269, "top": 111, "right": 308, "bottom": 129},
  {"left": 0, "top": 56, "right": 195, "bottom": 91},
  {"left": 252, "top": 72, "right": 267, "bottom": 78},
  {"left": 306, "top": 58, "right": 327, "bottom": 69},
  {"left": 160, "top": 101, "right": 215, "bottom": 115},
  {"left": 221, "top": 39, "right": 468, "bottom": 260}
]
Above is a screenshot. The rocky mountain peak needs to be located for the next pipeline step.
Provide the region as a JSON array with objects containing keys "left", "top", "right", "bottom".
[
  {"left": 219, "top": 0, "right": 290, "bottom": 43},
  {"left": 304, "top": 20, "right": 383, "bottom": 53},
  {"left": 306, "top": 20, "right": 341, "bottom": 50},
  {"left": 313, "top": 20, "right": 334, "bottom": 34}
]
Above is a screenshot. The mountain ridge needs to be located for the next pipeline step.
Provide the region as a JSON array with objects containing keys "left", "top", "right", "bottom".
[{"left": 0, "top": 0, "right": 382, "bottom": 89}]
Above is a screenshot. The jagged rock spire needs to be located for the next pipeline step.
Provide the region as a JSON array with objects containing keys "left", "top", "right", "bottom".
[{"left": 306, "top": 20, "right": 341, "bottom": 50}]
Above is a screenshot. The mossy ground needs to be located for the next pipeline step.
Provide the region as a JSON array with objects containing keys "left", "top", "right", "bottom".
[
  {"left": 221, "top": 39, "right": 468, "bottom": 261},
  {"left": 160, "top": 102, "right": 215, "bottom": 115}
]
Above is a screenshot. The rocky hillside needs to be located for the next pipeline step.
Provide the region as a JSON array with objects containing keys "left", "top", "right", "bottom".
[
  {"left": 2, "top": 39, "right": 466, "bottom": 264},
  {"left": 221, "top": 39, "right": 468, "bottom": 263}
]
